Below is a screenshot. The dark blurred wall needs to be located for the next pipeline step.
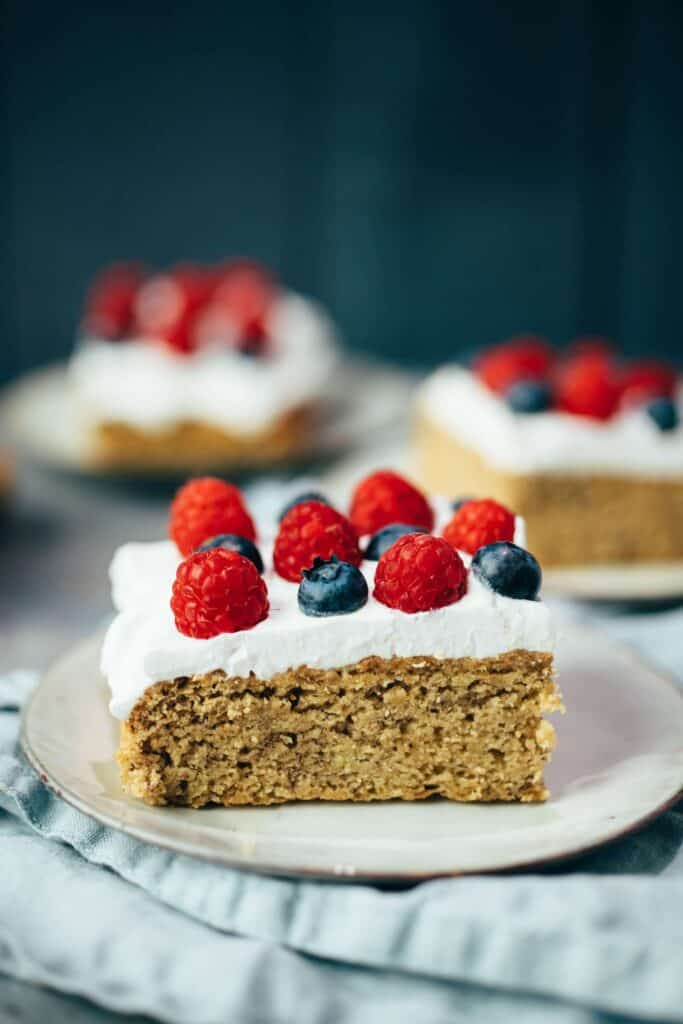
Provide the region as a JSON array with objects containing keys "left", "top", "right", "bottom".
[{"left": 2, "top": 0, "right": 682, "bottom": 384}]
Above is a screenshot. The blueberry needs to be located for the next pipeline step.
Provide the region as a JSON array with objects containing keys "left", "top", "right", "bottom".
[
  {"left": 645, "top": 397, "right": 679, "bottom": 432},
  {"left": 471, "top": 541, "right": 541, "bottom": 600},
  {"left": 278, "top": 491, "right": 331, "bottom": 522},
  {"left": 298, "top": 556, "right": 368, "bottom": 617},
  {"left": 196, "top": 533, "right": 264, "bottom": 574},
  {"left": 450, "top": 496, "right": 474, "bottom": 513},
  {"left": 236, "top": 323, "right": 269, "bottom": 358},
  {"left": 506, "top": 379, "right": 552, "bottom": 414},
  {"left": 364, "top": 522, "right": 428, "bottom": 560}
]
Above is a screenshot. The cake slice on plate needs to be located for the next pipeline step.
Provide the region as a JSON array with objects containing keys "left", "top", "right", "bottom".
[
  {"left": 103, "top": 472, "right": 561, "bottom": 808},
  {"left": 69, "top": 261, "right": 337, "bottom": 472},
  {"left": 415, "top": 338, "right": 683, "bottom": 567}
]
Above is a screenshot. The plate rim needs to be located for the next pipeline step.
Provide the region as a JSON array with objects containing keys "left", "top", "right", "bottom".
[
  {"left": 543, "top": 563, "right": 683, "bottom": 603},
  {"left": 19, "top": 624, "right": 683, "bottom": 883}
]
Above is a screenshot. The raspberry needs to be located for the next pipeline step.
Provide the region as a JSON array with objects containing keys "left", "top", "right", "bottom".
[
  {"left": 171, "top": 549, "right": 268, "bottom": 638},
  {"left": 169, "top": 477, "right": 256, "bottom": 556},
  {"left": 475, "top": 336, "right": 554, "bottom": 394},
  {"left": 349, "top": 470, "right": 434, "bottom": 536},
  {"left": 191, "top": 263, "right": 274, "bottom": 354},
  {"left": 134, "top": 264, "right": 216, "bottom": 355},
  {"left": 274, "top": 501, "right": 361, "bottom": 582},
  {"left": 620, "top": 361, "right": 677, "bottom": 404},
  {"left": 442, "top": 499, "right": 515, "bottom": 555},
  {"left": 82, "top": 263, "right": 145, "bottom": 340},
  {"left": 555, "top": 352, "right": 620, "bottom": 420},
  {"left": 213, "top": 261, "right": 276, "bottom": 333},
  {"left": 373, "top": 533, "right": 467, "bottom": 613}
]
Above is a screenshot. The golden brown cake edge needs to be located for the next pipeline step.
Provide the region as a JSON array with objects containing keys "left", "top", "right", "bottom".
[{"left": 86, "top": 404, "right": 316, "bottom": 472}]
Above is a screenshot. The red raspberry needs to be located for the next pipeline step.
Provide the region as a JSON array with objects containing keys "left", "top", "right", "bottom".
[
  {"left": 171, "top": 549, "right": 269, "bottom": 638},
  {"left": 82, "top": 263, "right": 145, "bottom": 340},
  {"left": 555, "top": 352, "right": 620, "bottom": 420},
  {"left": 374, "top": 533, "right": 467, "bottom": 613},
  {"left": 349, "top": 470, "right": 434, "bottom": 536},
  {"left": 134, "top": 264, "right": 216, "bottom": 355},
  {"left": 274, "top": 501, "right": 361, "bottom": 582},
  {"left": 475, "top": 336, "right": 554, "bottom": 394},
  {"left": 620, "top": 361, "right": 677, "bottom": 404},
  {"left": 213, "top": 261, "right": 276, "bottom": 332},
  {"left": 443, "top": 499, "right": 515, "bottom": 555},
  {"left": 191, "top": 301, "right": 236, "bottom": 349},
  {"left": 169, "top": 477, "right": 256, "bottom": 556},
  {"left": 192, "top": 262, "right": 274, "bottom": 354}
]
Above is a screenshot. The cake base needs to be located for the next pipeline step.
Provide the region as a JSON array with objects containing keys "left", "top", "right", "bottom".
[
  {"left": 87, "top": 406, "right": 314, "bottom": 472},
  {"left": 118, "top": 650, "right": 560, "bottom": 808},
  {"left": 415, "top": 413, "right": 683, "bottom": 567}
]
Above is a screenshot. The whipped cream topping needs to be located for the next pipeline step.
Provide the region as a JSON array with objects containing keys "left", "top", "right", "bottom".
[
  {"left": 102, "top": 500, "right": 552, "bottom": 721},
  {"left": 70, "top": 293, "right": 337, "bottom": 435},
  {"left": 418, "top": 365, "right": 683, "bottom": 478}
]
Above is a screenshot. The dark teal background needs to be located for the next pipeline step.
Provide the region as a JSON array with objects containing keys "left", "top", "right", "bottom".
[{"left": 2, "top": 0, "right": 682, "bottom": 384}]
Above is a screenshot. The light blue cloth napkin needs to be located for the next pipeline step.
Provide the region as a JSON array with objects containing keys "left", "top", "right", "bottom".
[{"left": 1, "top": 610, "right": 683, "bottom": 1024}]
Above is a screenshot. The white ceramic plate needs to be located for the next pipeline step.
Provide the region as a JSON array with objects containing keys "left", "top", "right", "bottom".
[
  {"left": 21, "top": 625, "right": 683, "bottom": 881},
  {"left": 0, "top": 361, "right": 415, "bottom": 479},
  {"left": 542, "top": 563, "right": 683, "bottom": 603}
]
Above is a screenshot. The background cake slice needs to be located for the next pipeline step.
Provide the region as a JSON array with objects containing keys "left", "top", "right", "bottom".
[
  {"left": 415, "top": 339, "right": 683, "bottom": 567},
  {"left": 69, "top": 261, "right": 337, "bottom": 472},
  {"left": 103, "top": 473, "right": 561, "bottom": 808}
]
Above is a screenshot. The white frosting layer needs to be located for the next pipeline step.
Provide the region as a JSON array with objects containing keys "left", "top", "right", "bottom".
[
  {"left": 70, "top": 293, "right": 337, "bottom": 434},
  {"left": 418, "top": 365, "right": 683, "bottom": 478},
  {"left": 102, "top": 504, "right": 552, "bottom": 721}
]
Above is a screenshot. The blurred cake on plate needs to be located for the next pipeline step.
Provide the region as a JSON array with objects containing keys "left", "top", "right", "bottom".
[
  {"left": 70, "top": 261, "right": 337, "bottom": 471},
  {"left": 415, "top": 337, "right": 683, "bottom": 567}
]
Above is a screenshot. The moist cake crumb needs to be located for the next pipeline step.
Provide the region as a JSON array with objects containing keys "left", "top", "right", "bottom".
[{"left": 118, "top": 650, "right": 562, "bottom": 808}]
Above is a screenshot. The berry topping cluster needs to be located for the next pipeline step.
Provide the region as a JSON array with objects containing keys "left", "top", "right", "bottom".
[
  {"left": 168, "top": 472, "right": 541, "bottom": 639},
  {"left": 81, "top": 260, "right": 277, "bottom": 358},
  {"left": 474, "top": 337, "right": 679, "bottom": 428}
]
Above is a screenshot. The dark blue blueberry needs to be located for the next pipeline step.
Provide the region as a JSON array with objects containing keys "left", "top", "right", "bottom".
[
  {"left": 506, "top": 379, "right": 553, "bottom": 414},
  {"left": 298, "top": 556, "right": 368, "bottom": 617},
  {"left": 278, "top": 491, "right": 331, "bottom": 522},
  {"left": 196, "top": 533, "right": 264, "bottom": 574},
  {"left": 471, "top": 541, "right": 542, "bottom": 601},
  {"left": 450, "top": 496, "right": 474, "bottom": 513},
  {"left": 236, "top": 322, "right": 269, "bottom": 358},
  {"left": 645, "top": 397, "right": 679, "bottom": 432},
  {"left": 364, "top": 522, "right": 428, "bottom": 561}
]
